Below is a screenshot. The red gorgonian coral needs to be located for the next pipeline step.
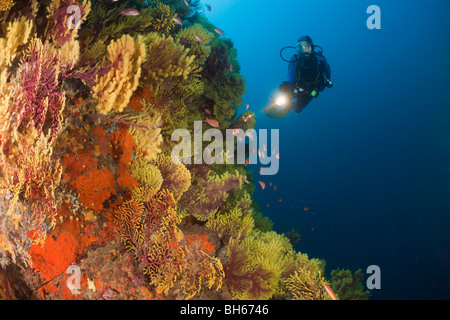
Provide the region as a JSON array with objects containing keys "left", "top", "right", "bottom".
[
  {"left": 15, "top": 38, "right": 68, "bottom": 139},
  {"left": 46, "top": 0, "right": 91, "bottom": 46},
  {"left": 222, "top": 238, "right": 273, "bottom": 300}
]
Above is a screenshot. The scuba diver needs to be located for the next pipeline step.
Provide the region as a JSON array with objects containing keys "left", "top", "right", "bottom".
[{"left": 264, "top": 35, "right": 333, "bottom": 118}]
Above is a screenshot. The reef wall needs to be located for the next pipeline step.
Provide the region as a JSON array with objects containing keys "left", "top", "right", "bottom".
[{"left": 0, "top": 0, "right": 369, "bottom": 300}]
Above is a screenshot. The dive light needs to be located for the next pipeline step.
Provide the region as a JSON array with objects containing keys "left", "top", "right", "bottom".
[{"left": 275, "top": 95, "right": 288, "bottom": 106}]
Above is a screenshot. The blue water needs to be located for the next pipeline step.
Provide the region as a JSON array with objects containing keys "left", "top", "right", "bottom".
[{"left": 207, "top": 0, "right": 450, "bottom": 299}]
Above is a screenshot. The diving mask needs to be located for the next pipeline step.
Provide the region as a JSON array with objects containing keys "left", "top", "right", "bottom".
[{"left": 297, "top": 41, "right": 312, "bottom": 54}]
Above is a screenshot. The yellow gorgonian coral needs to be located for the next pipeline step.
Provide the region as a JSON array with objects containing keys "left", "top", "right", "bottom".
[
  {"left": 114, "top": 187, "right": 185, "bottom": 295},
  {"left": 0, "top": 131, "right": 63, "bottom": 246},
  {"left": 224, "top": 230, "right": 296, "bottom": 300},
  {"left": 206, "top": 207, "right": 254, "bottom": 243},
  {"left": 59, "top": 38, "right": 80, "bottom": 67},
  {"left": 141, "top": 32, "right": 195, "bottom": 91},
  {"left": 0, "top": 0, "right": 13, "bottom": 11},
  {"left": 179, "top": 170, "right": 248, "bottom": 221},
  {"left": 114, "top": 99, "right": 163, "bottom": 162},
  {"left": 0, "top": 69, "right": 18, "bottom": 164},
  {"left": 181, "top": 249, "right": 224, "bottom": 299},
  {"left": 128, "top": 110, "right": 163, "bottom": 162},
  {"left": 152, "top": 153, "right": 191, "bottom": 201},
  {"left": 150, "top": 2, "right": 175, "bottom": 33},
  {"left": 130, "top": 157, "right": 163, "bottom": 191},
  {"left": 175, "top": 23, "right": 213, "bottom": 66},
  {"left": 285, "top": 270, "right": 330, "bottom": 300},
  {"left": 0, "top": 16, "right": 33, "bottom": 69},
  {"left": 93, "top": 34, "right": 146, "bottom": 114}
]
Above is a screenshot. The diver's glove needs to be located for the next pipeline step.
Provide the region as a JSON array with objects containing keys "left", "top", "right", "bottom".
[
  {"left": 279, "top": 81, "right": 292, "bottom": 93},
  {"left": 325, "top": 79, "right": 333, "bottom": 88}
]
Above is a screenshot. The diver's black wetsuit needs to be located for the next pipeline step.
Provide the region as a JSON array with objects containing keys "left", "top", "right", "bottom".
[{"left": 285, "top": 51, "right": 331, "bottom": 113}]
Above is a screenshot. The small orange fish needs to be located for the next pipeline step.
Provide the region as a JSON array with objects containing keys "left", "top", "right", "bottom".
[
  {"left": 184, "top": 0, "right": 190, "bottom": 6},
  {"left": 311, "top": 227, "right": 315, "bottom": 232},
  {"left": 269, "top": 182, "right": 272, "bottom": 187},
  {"left": 245, "top": 158, "right": 250, "bottom": 166},
  {"left": 324, "top": 284, "right": 338, "bottom": 300},
  {"left": 272, "top": 146, "right": 276, "bottom": 155},
  {"left": 258, "top": 180, "right": 266, "bottom": 190},
  {"left": 274, "top": 185, "right": 278, "bottom": 191},
  {"left": 275, "top": 152, "right": 280, "bottom": 159},
  {"left": 232, "top": 128, "right": 239, "bottom": 135},
  {"left": 278, "top": 198, "right": 282, "bottom": 202},
  {"left": 243, "top": 113, "right": 254, "bottom": 122},
  {"left": 303, "top": 207, "right": 310, "bottom": 211},
  {"left": 120, "top": 9, "right": 140, "bottom": 16},
  {"left": 266, "top": 204, "right": 270, "bottom": 207},
  {"left": 245, "top": 104, "right": 249, "bottom": 109},
  {"left": 204, "top": 118, "right": 219, "bottom": 127},
  {"left": 205, "top": 108, "right": 212, "bottom": 115},
  {"left": 246, "top": 131, "right": 254, "bottom": 141},
  {"left": 173, "top": 17, "right": 183, "bottom": 26},
  {"left": 263, "top": 143, "right": 267, "bottom": 152},
  {"left": 206, "top": 4, "right": 211, "bottom": 12},
  {"left": 195, "top": 35, "right": 204, "bottom": 43},
  {"left": 214, "top": 28, "right": 224, "bottom": 35},
  {"left": 229, "top": 62, "right": 234, "bottom": 72}
]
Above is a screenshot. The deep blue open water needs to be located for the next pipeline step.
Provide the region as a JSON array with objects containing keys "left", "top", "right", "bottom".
[{"left": 207, "top": 0, "right": 449, "bottom": 299}]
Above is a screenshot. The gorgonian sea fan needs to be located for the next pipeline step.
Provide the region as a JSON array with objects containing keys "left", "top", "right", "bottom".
[
  {"left": 16, "top": 38, "right": 67, "bottom": 139},
  {"left": 114, "top": 187, "right": 185, "bottom": 293},
  {"left": 46, "top": 0, "right": 91, "bottom": 46},
  {"left": 223, "top": 238, "right": 273, "bottom": 300}
]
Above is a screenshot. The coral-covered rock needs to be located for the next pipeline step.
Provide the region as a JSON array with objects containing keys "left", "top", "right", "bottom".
[
  {"left": 29, "top": 232, "right": 80, "bottom": 283},
  {"left": 71, "top": 167, "right": 116, "bottom": 212},
  {"left": 0, "top": 0, "right": 337, "bottom": 302}
]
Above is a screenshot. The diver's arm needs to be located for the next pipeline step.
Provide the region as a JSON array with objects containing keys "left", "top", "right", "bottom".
[
  {"left": 264, "top": 54, "right": 297, "bottom": 119},
  {"left": 263, "top": 103, "right": 293, "bottom": 119}
]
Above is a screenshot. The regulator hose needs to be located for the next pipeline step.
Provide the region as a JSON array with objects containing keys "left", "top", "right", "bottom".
[{"left": 280, "top": 45, "right": 325, "bottom": 62}]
